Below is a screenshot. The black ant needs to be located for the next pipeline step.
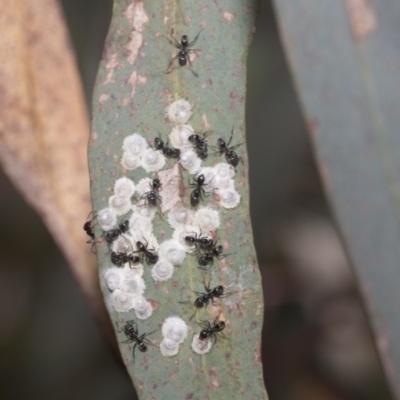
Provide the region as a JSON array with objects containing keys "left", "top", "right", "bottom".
[
  {"left": 180, "top": 283, "right": 232, "bottom": 320},
  {"left": 197, "top": 244, "right": 225, "bottom": 269},
  {"left": 139, "top": 178, "right": 162, "bottom": 210},
  {"left": 104, "top": 220, "right": 130, "bottom": 244},
  {"left": 166, "top": 31, "right": 202, "bottom": 77},
  {"left": 194, "top": 284, "right": 225, "bottom": 308},
  {"left": 118, "top": 320, "right": 155, "bottom": 361},
  {"left": 133, "top": 239, "right": 159, "bottom": 265},
  {"left": 214, "top": 127, "right": 243, "bottom": 168},
  {"left": 190, "top": 174, "right": 209, "bottom": 207},
  {"left": 153, "top": 135, "right": 180, "bottom": 158},
  {"left": 188, "top": 132, "right": 208, "bottom": 159},
  {"left": 198, "top": 316, "right": 228, "bottom": 345},
  {"left": 83, "top": 214, "right": 95, "bottom": 241},
  {"left": 83, "top": 211, "right": 97, "bottom": 252},
  {"left": 184, "top": 232, "right": 214, "bottom": 251},
  {"left": 111, "top": 251, "right": 140, "bottom": 268}
]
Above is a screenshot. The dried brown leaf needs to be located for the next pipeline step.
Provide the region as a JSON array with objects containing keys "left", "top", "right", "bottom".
[{"left": 0, "top": 0, "right": 115, "bottom": 347}]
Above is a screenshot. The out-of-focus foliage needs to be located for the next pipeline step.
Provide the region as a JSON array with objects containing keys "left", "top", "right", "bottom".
[
  {"left": 0, "top": 0, "right": 114, "bottom": 345},
  {"left": 273, "top": 1, "right": 400, "bottom": 397}
]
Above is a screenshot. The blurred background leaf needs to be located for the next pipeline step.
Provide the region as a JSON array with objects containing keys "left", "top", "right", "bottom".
[
  {"left": 272, "top": 0, "right": 400, "bottom": 397},
  {"left": 0, "top": 0, "right": 115, "bottom": 349}
]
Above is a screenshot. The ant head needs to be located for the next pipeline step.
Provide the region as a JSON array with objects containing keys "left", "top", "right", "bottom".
[
  {"left": 199, "top": 329, "right": 209, "bottom": 340},
  {"left": 200, "top": 237, "right": 212, "bottom": 246},
  {"left": 83, "top": 221, "right": 91, "bottom": 230},
  {"left": 181, "top": 35, "right": 188, "bottom": 45},
  {"left": 105, "top": 231, "right": 116, "bottom": 243},
  {"left": 148, "top": 252, "right": 159, "bottom": 264},
  {"left": 188, "top": 134, "right": 198, "bottom": 143},
  {"left": 152, "top": 178, "right": 161, "bottom": 189},
  {"left": 185, "top": 235, "right": 196, "bottom": 244},
  {"left": 154, "top": 137, "right": 163, "bottom": 149},
  {"left": 124, "top": 323, "right": 134, "bottom": 335},
  {"left": 197, "top": 174, "right": 205, "bottom": 185},
  {"left": 214, "top": 245, "right": 223, "bottom": 255},
  {"left": 120, "top": 220, "right": 130, "bottom": 232},
  {"left": 217, "top": 138, "right": 225, "bottom": 147},
  {"left": 138, "top": 342, "right": 148, "bottom": 352},
  {"left": 195, "top": 297, "right": 205, "bottom": 308},
  {"left": 215, "top": 285, "right": 224, "bottom": 296},
  {"left": 216, "top": 321, "right": 225, "bottom": 330},
  {"left": 136, "top": 241, "right": 144, "bottom": 250},
  {"left": 129, "top": 255, "right": 140, "bottom": 264}
]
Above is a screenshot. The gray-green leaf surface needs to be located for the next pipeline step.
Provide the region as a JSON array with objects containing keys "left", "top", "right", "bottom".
[{"left": 90, "top": 1, "right": 268, "bottom": 399}]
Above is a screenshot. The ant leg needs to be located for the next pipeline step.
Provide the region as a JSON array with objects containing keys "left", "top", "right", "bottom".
[
  {"left": 200, "top": 338, "right": 210, "bottom": 350},
  {"left": 179, "top": 299, "right": 194, "bottom": 306},
  {"left": 198, "top": 320, "right": 211, "bottom": 329},
  {"left": 86, "top": 210, "right": 95, "bottom": 220},
  {"left": 164, "top": 34, "right": 181, "bottom": 49},
  {"left": 189, "top": 310, "right": 196, "bottom": 321},
  {"left": 227, "top": 126, "right": 235, "bottom": 147},
  {"left": 121, "top": 338, "right": 134, "bottom": 344},
  {"left": 188, "top": 29, "right": 203, "bottom": 47},
  {"left": 90, "top": 240, "right": 97, "bottom": 254},
  {"left": 132, "top": 343, "right": 137, "bottom": 363},
  {"left": 141, "top": 330, "right": 157, "bottom": 345},
  {"left": 228, "top": 142, "right": 244, "bottom": 151},
  {"left": 185, "top": 56, "right": 199, "bottom": 77},
  {"left": 167, "top": 54, "right": 180, "bottom": 74},
  {"left": 218, "top": 331, "right": 230, "bottom": 341},
  {"left": 212, "top": 298, "right": 219, "bottom": 307}
]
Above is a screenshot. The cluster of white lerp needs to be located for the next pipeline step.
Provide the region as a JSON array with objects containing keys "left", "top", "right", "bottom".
[
  {"left": 150, "top": 205, "right": 221, "bottom": 282},
  {"left": 160, "top": 316, "right": 188, "bottom": 357},
  {"left": 166, "top": 99, "right": 240, "bottom": 209},
  {"left": 103, "top": 265, "right": 152, "bottom": 319},
  {"left": 168, "top": 204, "right": 220, "bottom": 251},
  {"left": 121, "top": 133, "right": 166, "bottom": 173},
  {"left": 98, "top": 98, "right": 241, "bottom": 356},
  {"left": 99, "top": 177, "right": 159, "bottom": 319}
]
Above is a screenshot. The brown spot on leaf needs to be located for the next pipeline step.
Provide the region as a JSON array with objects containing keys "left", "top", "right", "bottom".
[
  {"left": 99, "top": 94, "right": 110, "bottom": 104},
  {"left": 103, "top": 53, "right": 120, "bottom": 85},
  {"left": 222, "top": 10, "right": 234, "bottom": 22},
  {"left": 148, "top": 299, "right": 159, "bottom": 311},
  {"left": 201, "top": 113, "right": 210, "bottom": 130}
]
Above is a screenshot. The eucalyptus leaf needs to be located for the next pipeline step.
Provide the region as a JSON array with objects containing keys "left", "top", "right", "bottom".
[{"left": 90, "top": 1, "right": 267, "bottom": 398}]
